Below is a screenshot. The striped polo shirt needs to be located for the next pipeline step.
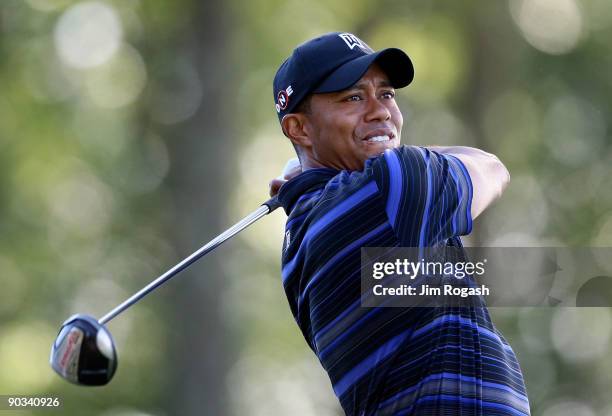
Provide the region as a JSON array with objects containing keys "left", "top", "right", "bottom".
[{"left": 276, "top": 145, "right": 530, "bottom": 416}]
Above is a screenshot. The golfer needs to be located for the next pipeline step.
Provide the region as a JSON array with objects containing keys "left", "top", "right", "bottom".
[{"left": 269, "top": 32, "right": 530, "bottom": 416}]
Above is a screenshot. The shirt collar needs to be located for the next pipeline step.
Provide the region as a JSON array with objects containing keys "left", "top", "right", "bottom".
[{"left": 277, "top": 167, "right": 339, "bottom": 215}]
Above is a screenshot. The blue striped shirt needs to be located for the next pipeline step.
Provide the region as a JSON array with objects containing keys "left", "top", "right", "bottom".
[{"left": 277, "top": 145, "right": 530, "bottom": 416}]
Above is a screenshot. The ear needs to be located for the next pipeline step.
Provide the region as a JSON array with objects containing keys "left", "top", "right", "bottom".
[{"left": 281, "top": 113, "right": 313, "bottom": 149}]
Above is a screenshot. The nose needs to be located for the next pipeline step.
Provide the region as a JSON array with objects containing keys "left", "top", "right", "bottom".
[{"left": 364, "top": 95, "right": 391, "bottom": 122}]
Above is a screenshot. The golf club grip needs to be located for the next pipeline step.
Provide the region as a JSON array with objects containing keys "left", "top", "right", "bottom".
[
  {"left": 262, "top": 196, "right": 282, "bottom": 212},
  {"left": 98, "top": 198, "right": 280, "bottom": 325}
]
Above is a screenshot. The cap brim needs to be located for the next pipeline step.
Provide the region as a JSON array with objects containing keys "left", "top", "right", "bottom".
[{"left": 313, "top": 48, "right": 414, "bottom": 94}]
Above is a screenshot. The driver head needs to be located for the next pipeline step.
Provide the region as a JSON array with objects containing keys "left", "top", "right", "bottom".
[{"left": 50, "top": 314, "right": 117, "bottom": 386}]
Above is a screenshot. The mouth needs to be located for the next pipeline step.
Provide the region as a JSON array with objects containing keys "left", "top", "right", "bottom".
[
  {"left": 365, "top": 135, "right": 392, "bottom": 143},
  {"left": 362, "top": 130, "right": 396, "bottom": 144}
]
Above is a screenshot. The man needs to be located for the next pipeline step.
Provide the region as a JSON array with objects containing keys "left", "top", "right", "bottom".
[{"left": 269, "top": 32, "right": 530, "bottom": 416}]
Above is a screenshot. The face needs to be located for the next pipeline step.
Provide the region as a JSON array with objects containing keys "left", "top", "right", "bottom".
[{"left": 297, "top": 64, "right": 403, "bottom": 171}]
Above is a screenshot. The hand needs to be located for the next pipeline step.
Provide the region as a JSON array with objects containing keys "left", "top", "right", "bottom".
[{"left": 269, "top": 158, "right": 302, "bottom": 197}]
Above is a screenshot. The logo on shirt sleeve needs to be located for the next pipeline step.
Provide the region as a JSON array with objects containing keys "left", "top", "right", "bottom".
[{"left": 284, "top": 229, "right": 291, "bottom": 251}]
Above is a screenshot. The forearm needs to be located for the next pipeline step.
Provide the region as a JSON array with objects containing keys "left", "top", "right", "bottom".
[
  {"left": 425, "top": 146, "right": 510, "bottom": 219},
  {"left": 426, "top": 145, "right": 492, "bottom": 159}
]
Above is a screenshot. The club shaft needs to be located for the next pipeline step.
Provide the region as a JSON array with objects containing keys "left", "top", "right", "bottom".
[{"left": 98, "top": 198, "right": 281, "bottom": 325}]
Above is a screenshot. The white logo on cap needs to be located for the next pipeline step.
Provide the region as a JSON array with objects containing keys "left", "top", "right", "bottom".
[
  {"left": 276, "top": 85, "right": 294, "bottom": 113},
  {"left": 339, "top": 33, "right": 369, "bottom": 51}
]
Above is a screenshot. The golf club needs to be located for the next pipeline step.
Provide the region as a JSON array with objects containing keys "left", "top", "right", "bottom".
[{"left": 50, "top": 158, "right": 300, "bottom": 386}]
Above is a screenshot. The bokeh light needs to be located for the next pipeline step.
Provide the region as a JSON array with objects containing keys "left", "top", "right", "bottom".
[
  {"left": 510, "top": 0, "right": 584, "bottom": 55},
  {"left": 551, "top": 308, "right": 612, "bottom": 362},
  {"left": 83, "top": 43, "right": 147, "bottom": 109},
  {"left": 54, "top": 1, "right": 123, "bottom": 69},
  {"left": 0, "top": 322, "right": 56, "bottom": 391}
]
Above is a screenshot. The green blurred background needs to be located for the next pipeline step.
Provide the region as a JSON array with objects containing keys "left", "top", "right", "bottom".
[{"left": 1, "top": 0, "right": 611, "bottom": 415}]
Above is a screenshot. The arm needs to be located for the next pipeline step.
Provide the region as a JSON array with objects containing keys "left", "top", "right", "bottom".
[
  {"left": 370, "top": 146, "right": 473, "bottom": 245},
  {"left": 427, "top": 146, "right": 510, "bottom": 220}
]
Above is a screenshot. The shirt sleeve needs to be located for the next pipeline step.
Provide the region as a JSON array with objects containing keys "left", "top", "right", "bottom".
[{"left": 368, "top": 145, "right": 473, "bottom": 246}]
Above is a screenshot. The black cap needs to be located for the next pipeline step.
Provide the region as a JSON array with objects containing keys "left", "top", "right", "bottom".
[{"left": 273, "top": 32, "right": 414, "bottom": 122}]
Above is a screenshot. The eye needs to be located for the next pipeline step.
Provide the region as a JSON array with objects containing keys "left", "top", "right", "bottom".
[
  {"left": 381, "top": 90, "right": 396, "bottom": 99},
  {"left": 345, "top": 94, "right": 362, "bottom": 102}
]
